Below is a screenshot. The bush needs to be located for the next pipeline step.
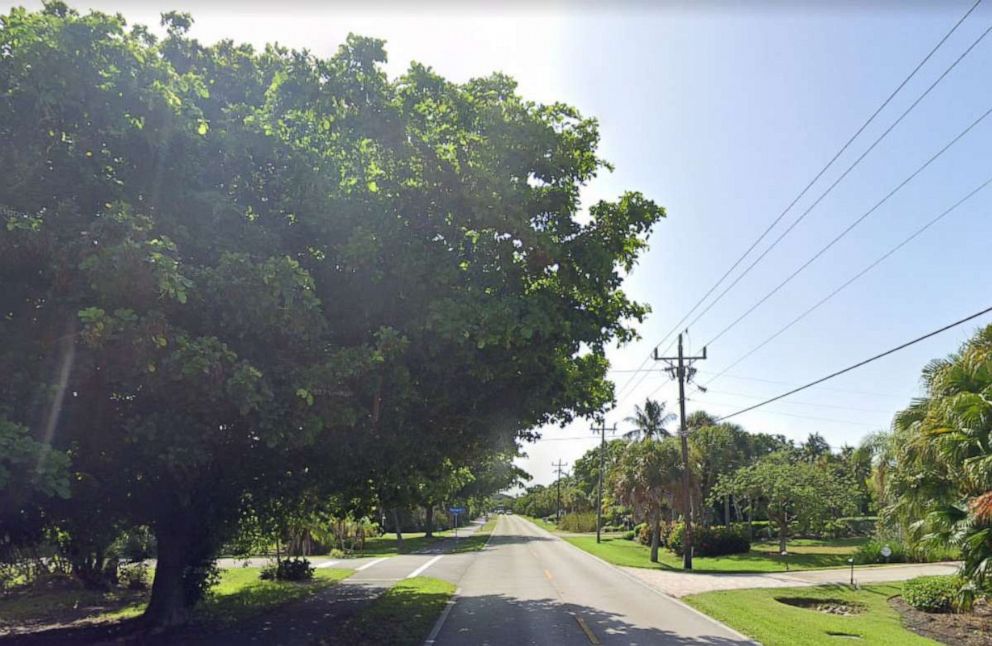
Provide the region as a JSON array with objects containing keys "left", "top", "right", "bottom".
[
  {"left": 260, "top": 557, "right": 314, "bottom": 582},
  {"left": 557, "top": 512, "right": 597, "bottom": 533},
  {"left": 110, "top": 526, "right": 157, "bottom": 562},
  {"left": 118, "top": 562, "right": 149, "bottom": 590},
  {"left": 623, "top": 530, "right": 636, "bottom": 541},
  {"left": 668, "top": 523, "right": 750, "bottom": 557},
  {"left": 903, "top": 575, "right": 964, "bottom": 613},
  {"left": 854, "top": 539, "right": 908, "bottom": 565},
  {"left": 636, "top": 523, "right": 650, "bottom": 545}
]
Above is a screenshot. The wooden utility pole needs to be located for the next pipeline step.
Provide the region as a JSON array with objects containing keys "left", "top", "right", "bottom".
[
  {"left": 593, "top": 422, "right": 616, "bottom": 543},
  {"left": 654, "top": 332, "right": 707, "bottom": 570},
  {"left": 552, "top": 459, "right": 568, "bottom": 523}
]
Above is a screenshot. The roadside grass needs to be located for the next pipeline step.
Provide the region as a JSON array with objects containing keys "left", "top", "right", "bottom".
[
  {"left": 336, "top": 576, "right": 456, "bottom": 646},
  {"left": 684, "top": 583, "right": 936, "bottom": 646},
  {"left": 0, "top": 567, "right": 353, "bottom": 632},
  {"left": 522, "top": 516, "right": 558, "bottom": 532},
  {"left": 446, "top": 518, "right": 497, "bottom": 553},
  {"left": 564, "top": 535, "right": 866, "bottom": 573},
  {"left": 348, "top": 528, "right": 463, "bottom": 556}
]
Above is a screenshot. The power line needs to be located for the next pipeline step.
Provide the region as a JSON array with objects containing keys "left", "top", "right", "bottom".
[
  {"left": 689, "top": 398, "right": 875, "bottom": 427},
  {"left": 687, "top": 16, "right": 992, "bottom": 339},
  {"left": 694, "top": 369, "right": 905, "bottom": 398},
  {"left": 714, "top": 303, "right": 992, "bottom": 422},
  {"left": 704, "top": 101, "right": 992, "bottom": 348},
  {"left": 706, "top": 172, "right": 992, "bottom": 384},
  {"left": 702, "top": 389, "right": 891, "bottom": 414},
  {"left": 608, "top": 2, "right": 983, "bottom": 398}
]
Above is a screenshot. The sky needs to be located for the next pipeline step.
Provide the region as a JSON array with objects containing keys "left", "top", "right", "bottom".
[{"left": 7, "top": 0, "right": 991, "bottom": 486}]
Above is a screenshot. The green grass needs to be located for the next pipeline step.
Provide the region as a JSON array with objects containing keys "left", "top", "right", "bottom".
[
  {"left": 195, "top": 567, "right": 353, "bottom": 625},
  {"left": 0, "top": 567, "right": 353, "bottom": 630},
  {"left": 564, "top": 535, "right": 867, "bottom": 573},
  {"left": 684, "top": 583, "right": 936, "bottom": 645},
  {"left": 446, "top": 518, "right": 497, "bottom": 553},
  {"left": 348, "top": 529, "right": 461, "bottom": 556},
  {"left": 335, "top": 576, "right": 456, "bottom": 646},
  {"left": 523, "top": 516, "right": 558, "bottom": 532}
]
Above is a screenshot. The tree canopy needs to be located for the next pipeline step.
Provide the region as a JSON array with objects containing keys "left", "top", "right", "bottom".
[{"left": 0, "top": 4, "right": 663, "bottom": 627}]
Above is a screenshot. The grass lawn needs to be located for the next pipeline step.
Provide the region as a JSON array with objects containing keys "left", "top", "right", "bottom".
[
  {"left": 335, "top": 576, "right": 456, "bottom": 646},
  {"left": 684, "top": 583, "right": 936, "bottom": 645},
  {"left": 564, "top": 535, "right": 866, "bottom": 573},
  {"left": 0, "top": 567, "right": 353, "bottom": 632}
]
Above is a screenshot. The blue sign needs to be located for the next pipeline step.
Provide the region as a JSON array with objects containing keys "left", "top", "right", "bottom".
[{"left": 448, "top": 507, "right": 466, "bottom": 514}]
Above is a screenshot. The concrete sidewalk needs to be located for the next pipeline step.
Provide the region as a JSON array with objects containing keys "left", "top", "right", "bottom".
[{"left": 622, "top": 561, "right": 961, "bottom": 597}]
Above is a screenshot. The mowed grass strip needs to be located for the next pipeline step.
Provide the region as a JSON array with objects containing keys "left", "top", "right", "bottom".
[
  {"left": 564, "top": 535, "right": 865, "bottom": 572},
  {"left": 0, "top": 567, "right": 354, "bottom": 630},
  {"left": 683, "top": 583, "right": 936, "bottom": 646},
  {"left": 447, "top": 517, "right": 497, "bottom": 553},
  {"left": 337, "top": 576, "right": 456, "bottom": 646}
]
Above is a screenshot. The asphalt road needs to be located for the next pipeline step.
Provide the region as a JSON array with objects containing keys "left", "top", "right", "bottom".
[{"left": 430, "top": 515, "right": 753, "bottom": 645}]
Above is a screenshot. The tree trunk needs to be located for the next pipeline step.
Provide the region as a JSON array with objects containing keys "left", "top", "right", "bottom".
[
  {"left": 724, "top": 495, "right": 731, "bottom": 526},
  {"left": 778, "top": 518, "right": 788, "bottom": 553},
  {"left": 424, "top": 505, "right": 434, "bottom": 538},
  {"left": 144, "top": 529, "right": 190, "bottom": 629},
  {"left": 649, "top": 515, "right": 660, "bottom": 563},
  {"left": 392, "top": 508, "right": 403, "bottom": 545}
]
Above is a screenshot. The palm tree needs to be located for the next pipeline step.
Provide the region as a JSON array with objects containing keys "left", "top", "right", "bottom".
[
  {"left": 610, "top": 437, "right": 687, "bottom": 562},
  {"left": 624, "top": 398, "right": 676, "bottom": 441},
  {"left": 889, "top": 325, "right": 992, "bottom": 605}
]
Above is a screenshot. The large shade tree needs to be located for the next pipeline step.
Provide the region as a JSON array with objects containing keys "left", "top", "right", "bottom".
[{"left": 0, "top": 4, "right": 663, "bottom": 627}]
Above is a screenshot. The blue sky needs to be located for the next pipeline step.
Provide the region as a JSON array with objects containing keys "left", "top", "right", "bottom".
[{"left": 8, "top": 1, "right": 991, "bottom": 485}]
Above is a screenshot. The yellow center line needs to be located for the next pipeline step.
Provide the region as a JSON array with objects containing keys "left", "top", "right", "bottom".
[{"left": 574, "top": 614, "right": 601, "bottom": 645}]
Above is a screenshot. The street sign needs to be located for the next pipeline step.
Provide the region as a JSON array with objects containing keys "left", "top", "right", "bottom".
[
  {"left": 449, "top": 507, "right": 466, "bottom": 514},
  {"left": 880, "top": 545, "right": 892, "bottom": 558}
]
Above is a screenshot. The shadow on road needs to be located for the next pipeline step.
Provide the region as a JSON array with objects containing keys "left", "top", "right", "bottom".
[{"left": 439, "top": 593, "right": 753, "bottom": 645}]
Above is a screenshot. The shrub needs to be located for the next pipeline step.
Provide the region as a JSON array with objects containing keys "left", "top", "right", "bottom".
[
  {"left": 854, "top": 539, "right": 908, "bottom": 565},
  {"left": 623, "top": 530, "right": 636, "bottom": 541},
  {"left": 668, "top": 523, "right": 750, "bottom": 557},
  {"left": 903, "top": 575, "right": 964, "bottom": 613},
  {"left": 557, "top": 512, "right": 597, "bottom": 533},
  {"left": 636, "top": 522, "right": 650, "bottom": 545},
  {"left": 118, "top": 562, "right": 149, "bottom": 590},
  {"left": 260, "top": 557, "right": 314, "bottom": 582}
]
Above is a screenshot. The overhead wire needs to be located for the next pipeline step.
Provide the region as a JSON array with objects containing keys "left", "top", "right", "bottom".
[
  {"left": 705, "top": 172, "right": 992, "bottom": 384},
  {"left": 703, "top": 101, "right": 992, "bottom": 348},
  {"left": 693, "top": 19, "right": 992, "bottom": 344},
  {"left": 608, "top": 1, "right": 984, "bottom": 399},
  {"left": 714, "top": 303, "right": 992, "bottom": 422}
]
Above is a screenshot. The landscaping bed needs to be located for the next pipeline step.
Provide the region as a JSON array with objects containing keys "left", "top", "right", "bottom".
[{"left": 891, "top": 596, "right": 992, "bottom": 646}]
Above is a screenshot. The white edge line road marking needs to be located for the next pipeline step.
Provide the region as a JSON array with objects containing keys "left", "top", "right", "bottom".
[
  {"left": 423, "top": 586, "right": 460, "bottom": 646},
  {"left": 356, "top": 557, "right": 388, "bottom": 572},
  {"left": 520, "top": 517, "right": 759, "bottom": 645},
  {"left": 422, "top": 515, "right": 500, "bottom": 646},
  {"left": 314, "top": 560, "right": 339, "bottom": 569},
  {"left": 407, "top": 554, "right": 444, "bottom": 579}
]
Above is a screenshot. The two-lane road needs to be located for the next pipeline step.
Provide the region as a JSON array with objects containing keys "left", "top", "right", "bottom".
[{"left": 431, "top": 514, "right": 753, "bottom": 645}]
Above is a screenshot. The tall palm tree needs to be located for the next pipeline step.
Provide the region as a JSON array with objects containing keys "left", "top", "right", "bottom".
[{"left": 624, "top": 398, "right": 676, "bottom": 441}]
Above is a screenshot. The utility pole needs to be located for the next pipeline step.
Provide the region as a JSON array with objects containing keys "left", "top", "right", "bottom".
[
  {"left": 654, "top": 332, "right": 707, "bottom": 570},
  {"left": 593, "top": 422, "right": 616, "bottom": 544},
  {"left": 552, "top": 459, "right": 568, "bottom": 523}
]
